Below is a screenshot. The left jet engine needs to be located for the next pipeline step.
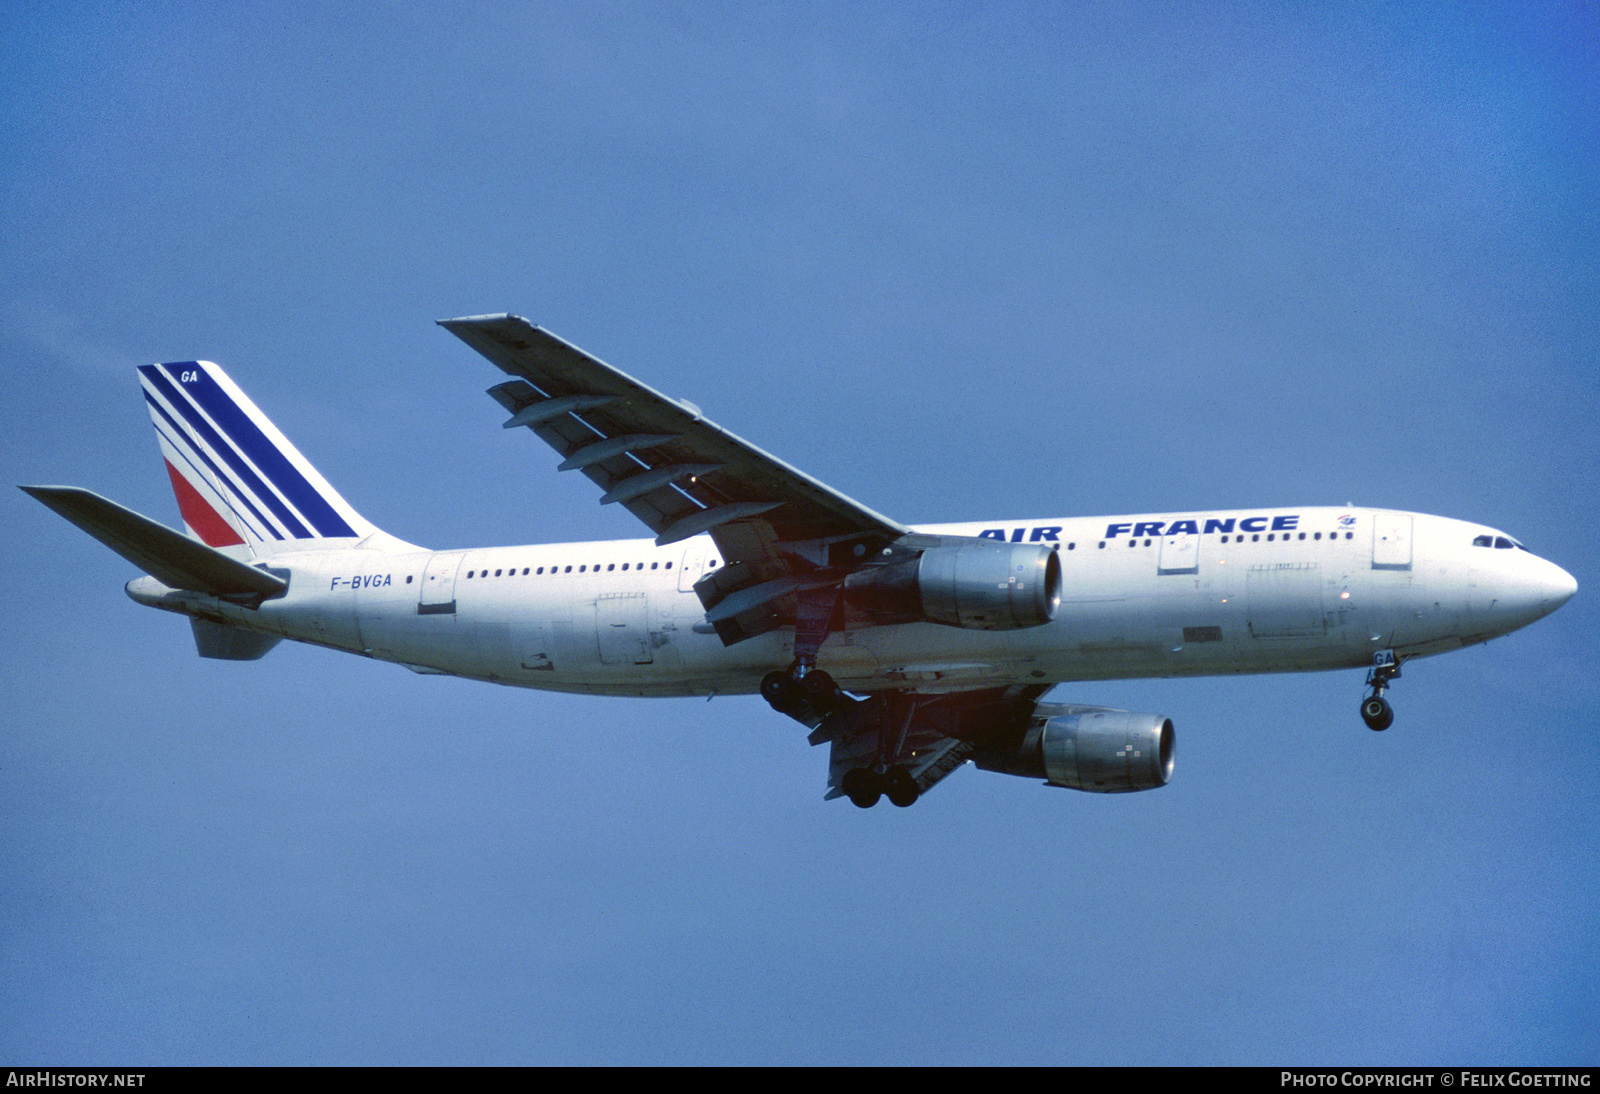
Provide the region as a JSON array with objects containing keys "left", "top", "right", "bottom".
[{"left": 973, "top": 704, "right": 1175, "bottom": 792}]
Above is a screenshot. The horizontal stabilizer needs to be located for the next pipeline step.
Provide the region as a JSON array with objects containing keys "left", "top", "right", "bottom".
[{"left": 20, "top": 486, "right": 288, "bottom": 603}]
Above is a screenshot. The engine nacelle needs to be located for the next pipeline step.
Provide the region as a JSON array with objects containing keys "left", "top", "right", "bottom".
[
  {"left": 844, "top": 541, "right": 1061, "bottom": 630},
  {"left": 1039, "top": 710, "right": 1174, "bottom": 792}
]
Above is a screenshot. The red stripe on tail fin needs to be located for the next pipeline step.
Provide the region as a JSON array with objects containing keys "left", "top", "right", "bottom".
[{"left": 164, "top": 460, "right": 245, "bottom": 547}]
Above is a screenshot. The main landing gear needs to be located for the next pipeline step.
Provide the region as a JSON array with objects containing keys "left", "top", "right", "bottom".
[
  {"left": 760, "top": 584, "right": 922, "bottom": 809},
  {"left": 762, "top": 659, "right": 921, "bottom": 810},
  {"left": 840, "top": 765, "right": 919, "bottom": 809},
  {"left": 759, "top": 584, "right": 853, "bottom": 720},
  {"left": 1360, "top": 649, "right": 1400, "bottom": 732},
  {"left": 760, "top": 666, "right": 846, "bottom": 715}
]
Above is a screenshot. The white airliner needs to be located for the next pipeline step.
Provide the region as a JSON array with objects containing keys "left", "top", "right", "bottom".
[{"left": 24, "top": 315, "right": 1577, "bottom": 808}]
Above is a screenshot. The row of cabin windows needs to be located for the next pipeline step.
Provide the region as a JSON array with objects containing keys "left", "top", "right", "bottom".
[
  {"left": 1093, "top": 531, "right": 1357, "bottom": 549},
  {"left": 461, "top": 558, "right": 723, "bottom": 579},
  {"left": 452, "top": 529, "right": 1368, "bottom": 578},
  {"left": 418, "top": 534, "right": 1515, "bottom": 582}
]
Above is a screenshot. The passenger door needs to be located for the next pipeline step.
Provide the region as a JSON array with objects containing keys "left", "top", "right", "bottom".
[
  {"left": 1157, "top": 529, "right": 1200, "bottom": 575},
  {"left": 1372, "top": 513, "right": 1413, "bottom": 570},
  {"left": 677, "top": 541, "right": 707, "bottom": 592},
  {"left": 418, "top": 550, "right": 465, "bottom": 614}
]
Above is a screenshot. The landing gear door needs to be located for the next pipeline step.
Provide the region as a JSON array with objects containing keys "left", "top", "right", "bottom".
[
  {"left": 677, "top": 541, "right": 707, "bottom": 592},
  {"left": 1372, "top": 513, "right": 1413, "bottom": 570},
  {"left": 418, "top": 550, "right": 465, "bottom": 614}
]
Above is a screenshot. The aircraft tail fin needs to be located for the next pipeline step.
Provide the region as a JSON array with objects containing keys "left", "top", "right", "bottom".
[{"left": 137, "top": 361, "right": 378, "bottom": 554}]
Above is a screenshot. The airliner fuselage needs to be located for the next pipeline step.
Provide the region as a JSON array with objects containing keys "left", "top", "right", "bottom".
[{"left": 128, "top": 505, "right": 1574, "bottom": 698}]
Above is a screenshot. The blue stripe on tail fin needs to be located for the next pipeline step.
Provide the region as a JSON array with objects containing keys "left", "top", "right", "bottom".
[{"left": 138, "top": 361, "right": 377, "bottom": 552}]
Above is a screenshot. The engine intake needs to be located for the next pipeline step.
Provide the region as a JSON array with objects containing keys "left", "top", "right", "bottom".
[
  {"left": 845, "top": 541, "right": 1061, "bottom": 630},
  {"left": 1040, "top": 710, "right": 1174, "bottom": 792}
]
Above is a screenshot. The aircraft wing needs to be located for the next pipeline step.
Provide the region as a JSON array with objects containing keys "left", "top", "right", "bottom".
[{"left": 439, "top": 314, "right": 912, "bottom": 642}]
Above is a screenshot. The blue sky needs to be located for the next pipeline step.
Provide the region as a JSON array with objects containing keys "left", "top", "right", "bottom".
[{"left": 2, "top": 2, "right": 1596, "bottom": 1064}]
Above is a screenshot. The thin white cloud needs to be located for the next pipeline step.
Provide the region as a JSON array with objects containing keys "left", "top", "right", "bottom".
[{"left": 2, "top": 295, "right": 145, "bottom": 376}]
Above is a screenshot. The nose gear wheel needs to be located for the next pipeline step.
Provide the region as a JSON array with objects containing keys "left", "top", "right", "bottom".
[{"left": 1361, "top": 649, "right": 1401, "bottom": 731}]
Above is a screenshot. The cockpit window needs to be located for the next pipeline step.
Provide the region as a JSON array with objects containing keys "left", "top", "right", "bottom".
[
  {"left": 1473, "top": 535, "right": 1492, "bottom": 547},
  {"left": 1494, "top": 537, "right": 1513, "bottom": 549}
]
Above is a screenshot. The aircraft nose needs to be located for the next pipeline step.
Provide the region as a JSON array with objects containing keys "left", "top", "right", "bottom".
[{"left": 1545, "top": 564, "right": 1578, "bottom": 609}]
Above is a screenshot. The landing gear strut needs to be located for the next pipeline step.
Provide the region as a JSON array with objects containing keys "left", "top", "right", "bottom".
[
  {"left": 757, "top": 584, "right": 922, "bottom": 809},
  {"left": 760, "top": 583, "right": 851, "bottom": 717},
  {"left": 1361, "top": 649, "right": 1400, "bottom": 731}
]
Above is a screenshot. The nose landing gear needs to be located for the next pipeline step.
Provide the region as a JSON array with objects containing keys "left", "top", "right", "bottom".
[{"left": 1360, "top": 649, "right": 1400, "bottom": 731}]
